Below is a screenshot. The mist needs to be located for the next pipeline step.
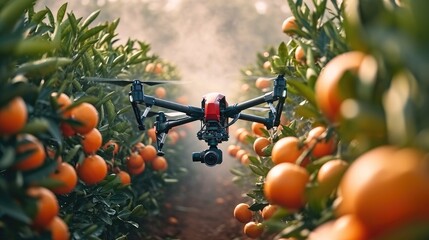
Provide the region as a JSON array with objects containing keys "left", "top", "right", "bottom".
[{"left": 35, "top": 1, "right": 290, "bottom": 236}]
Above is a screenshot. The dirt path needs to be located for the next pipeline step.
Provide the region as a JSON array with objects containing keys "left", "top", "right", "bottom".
[{"left": 152, "top": 145, "right": 255, "bottom": 240}]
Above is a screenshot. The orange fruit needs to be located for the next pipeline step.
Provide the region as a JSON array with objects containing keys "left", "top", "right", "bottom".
[
  {"left": 315, "top": 51, "right": 366, "bottom": 122},
  {"left": 264, "top": 162, "right": 309, "bottom": 210},
  {"left": 117, "top": 170, "right": 131, "bottom": 185},
  {"left": 251, "top": 122, "right": 267, "bottom": 136},
  {"left": 243, "top": 221, "right": 264, "bottom": 239},
  {"left": 152, "top": 156, "right": 168, "bottom": 171},
  {"left": 47, "top": 216, "right": 70, "bottom": 240},
  {"left": 76, "top": 154, "right": 107, "bottom": 185},
  {"left": 27, "top": 187, "right": 59, "bottom": 228},
  {"left": 271, "top": 136, "right": 304, "bottom": 165},
  {"left": 15, "top": 134, "right": 46, "bottom": 171},
  {"left": 255, "top": 77, "right": 271, "bottom": 90},
  {"left": 282, "top": 16, "right": 298, "bottom": 35},
  {"left": 240, "top": 154, "right": 250, "bottom": 165},
  {"left": 295, "top": 45, "right": 305, "bottom": 63},
  {"left": 234, "top": 127, "right": 247, "bottom": 140},
  {"left": 0, "top": 97, "right": 27, "bottom": 135},
  {"left": 317, "top": 159, "right": 348, "bottom": 186},
  {"left": 139, "top": 145, "right": 158, "bottom": 162},
  {"left": 306, "top": 126, "right": 336, "bottom": 158},
  {"left": 145, "top": 63, "right": 163, "bottom": 74},
  {"left": 147, "top": 127, "right": 157, "bottom": 143},
  {"left": 233, "top": 203, "right": 252, "bottom": 223},
  {"left": 261, "top": 204, "right": 278, "bottom": 220},
  {"left": 154, "top": 87, "right": 167, "bottom": 99},
  {"left": 133, "top": 142, "right": 145, "bottom": 152},
  {"left": 308, "top": 215, "right": 369, "bottom": 240},
  {"left": 253, "top": 137, "right": 271, "bottom": 157},
  {"left": 337, "top": 146, "right": 429, "bottom": 237},
  {"left": 81, "top": 128, "right": 102, "bottom": 154},
  {"left": 70, "top": 102, "right": 99, "bottom": 134},
  {"left": 237, "top": 130, "right": 251, "bottom": 143},
  {"left": 128, "top": 162, "right": 145, "bottom": 175},
  {"left": 235, "top": 149, "right": 247, "bottom": 161},
  {"left": 51, "top": 92, "right": 72, "bottom": 116},
  {"left": 102, "top": 140, "right": 119, "bottom": 155},
  {"left": 227, "top": 144, "right": 241, "bottom": 157},
  {"left": 49, "top": 162, "right": 78, "bottom": 195},
  {"left": 175, "top": 95, "right": 188, "bottom": 105},
  {"left": 168, "top": 130, "right": 180, "bottom": 144},
  {"left": 263, "top": 60, "right": 271, "bottom": 70},
  {"left": 127, "top": 152, "right": 144, "bottom": 169}
]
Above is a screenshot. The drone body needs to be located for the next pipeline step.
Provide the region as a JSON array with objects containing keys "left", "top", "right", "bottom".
[{"left": 87, "top": 75, "right": 287, "bottom": 166}]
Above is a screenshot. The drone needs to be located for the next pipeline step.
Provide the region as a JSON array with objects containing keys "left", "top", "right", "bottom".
[{"left": 85, "top": 74, "right": 287, "bottom": 166}]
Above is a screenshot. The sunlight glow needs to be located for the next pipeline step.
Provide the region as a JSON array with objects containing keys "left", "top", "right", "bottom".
[{"left": 254, "top": 1, "right": 267, "bottom": 15}]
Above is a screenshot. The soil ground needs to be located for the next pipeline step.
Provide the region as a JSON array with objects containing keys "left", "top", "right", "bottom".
[{"left": 148, "top": 144, "right": 257, "bottom": 240}]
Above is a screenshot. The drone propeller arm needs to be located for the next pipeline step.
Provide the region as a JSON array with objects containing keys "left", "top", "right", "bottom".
[
  {"left": 237, "top": 113, "right": 274, "bottom": 129},
  {"left": 143, "top": 95, "right": 204, "bottom": 118},
  {"left": 229, "top": 92, "right": 275, "bottom": 114}
]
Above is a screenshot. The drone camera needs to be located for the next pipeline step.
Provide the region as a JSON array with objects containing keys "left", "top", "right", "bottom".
[{"left": 192, "top": 147, "right": 223, "bottom": 166}]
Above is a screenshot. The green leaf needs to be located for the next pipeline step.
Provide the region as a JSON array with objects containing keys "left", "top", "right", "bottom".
[
  {"left": 0, "top": 192, "right": 31, "bottom": 223},
  {"left": 249, "top": 202, "right": 268, "bottom": 211},
  {"left": 45, "top": 6, "right": 55, "bottom": 27},
  {"left": 278, "top": 42, "right": 288, "bottom": 62},
  {"left": 56, "top": 2, "right": 68, "bottom": 23},
  {"left": 248, "top": 164, "right": 265, "bottom": 176},
  {"left": 81, "top": 10, "right": 101, "bottom": 30},
  {"left": 0, "top": 0, "right": 34, "bottom": 33},
  {"left": 287, "top": 78, "right": 316, "bottom": 107},
  {"left": 78, "top": 25, "right": 106, "bottom": 43},
  {"left": 31, "top": 9, "right": 49, "bottom": 24}
]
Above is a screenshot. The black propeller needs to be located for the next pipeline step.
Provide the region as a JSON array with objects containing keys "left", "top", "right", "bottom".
[{"left": 83, "top": 77, "right": 184, "bottom": 86}]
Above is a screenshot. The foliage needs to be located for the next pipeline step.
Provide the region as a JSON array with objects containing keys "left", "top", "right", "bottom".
[
  {"left": 231, "top": 0, "right": 429, "bottom": 239},
  {"left": 0, "top": 1, "right": 187, "bottom": 239}
]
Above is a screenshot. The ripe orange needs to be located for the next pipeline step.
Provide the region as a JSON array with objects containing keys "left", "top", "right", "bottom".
[
  {"left": 70, "top": 102, "right": 99, "bottom": 134},
  {"left": 102, "top": 140, "right": 119, "bottom": 155},
  {"left": 271, "top": 136, "right": 304, "bottom": 165},
  {"left": 168, "top": 130, "right": 180, "bottom": 144},
  {"left": 240, "top": 154, "right": 250, "bottom": 165},
  {"left": 234, "top": 127, "right": 247, "bottom": 140},
  {"left": 154, "top": 86, "right": 167, "bottom": 99},
  {"left": 127, "top": 152, "right": 144, "bottom": 169},
  {"left": 337, "top": 146, "right": 429, "bottom": 237},
  {"left": 27, "top": 187, "right": 59, "bottom": 228},
  {"left": 315, "top": 51, "right": 366, "bottom": 122},
  {"left": 253, "top": 137, "right": 271, "bottom": 157},
  {"left": 76, "top": 154, "right": 107, "bottom": 185},
  {"left": 308, "top": 214, "right": 369, "bottom": 240},
  {"left": 264, "top": 162, "right": 309, "bottom": 210},
  {"left": 117, "top": 170, "right": 131, "bottom": 185},
  {"left": 233, "top": 203, "right": 253, "bottom": 223},
  {"left": 317, "top": 159, "right": 348, "bottom": 186},
  {"left": 51, "top": 92, "right": 72, "bottom": 116},
  {"left": 147, "top": 127, "right": 157, "bottom": 143},
  {"left": 282, "top": 16, "right": 298, "bottom": 35},
  {"left": 295, "top": 45, "right": 305, "bottom": 63},
  {"left": 139, "top": 145, "right": 158, "bottom": 162},
  {"left": 47, "top": 216, "right": 70, "bottom": 240},
  {"left": 235, "top": 149, "right": 247, "bottom": 162},
  {"left": 15, "top": 134, "right": 46, "bottom": 171},
  {"left": 133, "top": 142, "right": 145, "bottom": 152},
  {"left": 263, "top": 60, "right": 271, "bottom": 70},
  {"left": 81, "top": 128, "right": 102, "bottom": 154},
  {"left": 152, "top": 156, "right": 168, "bottom": 171},
  {"left": 255, "top": 77, "right": 271, "bottom": 90},
  {"left": 49, "top": 162, "right": 78, "bottom": 195},
  {"left": 306, "top": 126, "right": 336, "bottom": 158},
  {"left": 227, "top": 144, "right": 241, "bottom": 157},
  {"left": 261, "top": 204, "right": 278, "bottom": 220},
  {"left": 251, "top": 122, "right": 267, "bottom": 136},
  {"left": 128, "top": 161, "right": 145, "bottom": 175},
  {"left": 0, "top": 97, "right": 27, "bottom": 135},
  {"left": 145, "top": 63, "right": 163, "bottom": 74},
  {"left": 238, "top": 130, "right": 251, "bottom": 143},
  {"left": 243, "top": 221, "right": 264, "bottom": 239}
]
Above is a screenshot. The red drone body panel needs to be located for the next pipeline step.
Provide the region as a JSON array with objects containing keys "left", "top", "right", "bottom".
[{"left": 202, "top": 92, "right": 227, "bottom": 122}]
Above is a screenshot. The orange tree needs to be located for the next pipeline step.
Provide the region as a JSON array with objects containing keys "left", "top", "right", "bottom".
[
  {"left": 230, "top": 0, "right": 429, "bottom": 239},
  {"left": 0, "top": 1, "right": 188, "bottom": 239}
]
